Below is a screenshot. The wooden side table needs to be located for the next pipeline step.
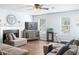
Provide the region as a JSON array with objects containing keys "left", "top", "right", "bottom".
[{"left": 47, "top": 32, "right": 54, "bottom": 42}]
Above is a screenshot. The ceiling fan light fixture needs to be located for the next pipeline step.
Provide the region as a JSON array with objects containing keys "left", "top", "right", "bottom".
[
  {"left": 33, "top": 4, "right": 40, "bottom": 12},
  {"left": 34, "top": 4, "right": 40, "bottom": 9}
]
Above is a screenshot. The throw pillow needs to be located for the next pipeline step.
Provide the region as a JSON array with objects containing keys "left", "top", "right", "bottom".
[
  {"left": 6, "top": 33, "right": 14, "bottom": 40},
  {"left": 48, "top": 44, "right": 53, "bottom": 53},
  {"left": 72, "top": 40, "right": 79, "bottom": 46},
  {"left": 65, "top": 40, "right": 75, "bottom": 46},
  {"left": 11, "top": 33, "right": 16, "bottom": 40},
  {"left": 57, "top": 45, "right": 69, "bottom": 55}
]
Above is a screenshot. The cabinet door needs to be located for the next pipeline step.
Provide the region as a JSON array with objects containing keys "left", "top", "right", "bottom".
[
  {"left": 35, "top": 32, "right": 39, "bottom": 37},
  {"left": 34, "top": 31, "right": 39, "bottom": 39},
  {"left": 23, "top": 31, "right": 29, "bottom": 38},
  {"left": 28, "top": 31, "right": 33, "bottom": 38},
  {"left": 25, "top": 32, "right": 29, "bottom": 38}
]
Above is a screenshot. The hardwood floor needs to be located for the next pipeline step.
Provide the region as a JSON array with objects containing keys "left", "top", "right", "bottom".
[{"left": 19, "top": 40, "right": 50, "bottom": 55}]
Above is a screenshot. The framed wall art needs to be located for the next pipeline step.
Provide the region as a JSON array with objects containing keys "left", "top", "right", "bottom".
[
  {"left": 7, "top": 14, "right": 17, "bottom": 25},
  {"left": 61, "top": 17, "right": 70, "bottom": 33}
]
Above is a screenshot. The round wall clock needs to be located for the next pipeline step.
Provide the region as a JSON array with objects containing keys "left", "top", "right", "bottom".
[{"left": 7, "top": 15, "right": 17, "bottom": 25}]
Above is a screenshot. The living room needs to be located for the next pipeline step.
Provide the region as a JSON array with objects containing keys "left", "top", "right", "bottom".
[{"left": 0, "top": 4, "right": 79, "bottom": 55}]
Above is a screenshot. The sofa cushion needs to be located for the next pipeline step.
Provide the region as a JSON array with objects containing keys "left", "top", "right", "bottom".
[
  {"left": 63, "top": 50, "right": 75, "bottom": 55},
  {"left": 0, "top": 43, "right": 29, "bottom": 55},
  {"left": 57, "top": 45, "right": 69, "bottom": 55},
  {"left": 4, "top": 47, "right": 29, "bottom": 55},
  {"left": 64, "top": 45, "right": 78, "bottom": 55},
  {"left": 69, "top": 45, "right": 78, "bottom": 54},
  {"left": 76, "top": 46, "right": 79, "bottom": 55},
  {"left": 0, "top": 44, "right": 13, "bottom": 50},
  {"left": 51, "top": 48, "right": 58, "bottom": 53}
]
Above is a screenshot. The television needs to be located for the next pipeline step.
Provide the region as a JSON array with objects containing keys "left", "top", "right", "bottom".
[{"left": 25, "top": 22, "right": 38, "bottom": 30}]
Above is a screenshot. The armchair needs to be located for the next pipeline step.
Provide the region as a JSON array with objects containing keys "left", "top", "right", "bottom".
[{"left": 5, "top": 33, "right": 27, "bottom": 46}]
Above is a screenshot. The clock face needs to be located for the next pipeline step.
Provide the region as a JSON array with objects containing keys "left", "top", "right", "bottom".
[{"left": 7, "top": 15, "right": 17, "bottom": 25}]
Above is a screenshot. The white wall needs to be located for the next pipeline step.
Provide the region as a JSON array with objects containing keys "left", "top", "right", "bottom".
[
  {"left": 32, "top": 10, "right": 79, "bottom": 42},
  {"left": 0, "top": 8, "right": 32, "bottom": 43}
]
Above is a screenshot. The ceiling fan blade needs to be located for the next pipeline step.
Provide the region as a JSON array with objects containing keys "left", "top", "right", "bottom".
[{"left": 40, "top": 8, "right": 49, "bottom": 10}]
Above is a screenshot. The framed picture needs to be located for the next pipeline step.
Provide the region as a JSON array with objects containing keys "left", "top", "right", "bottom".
[
  {"left": 61, "top": 17, "right": 70, "bottom": 25},
  {"left": 7, "top": 14, "right": 17, "bottom": 25},
  {"left": 62, "top": 26, "right": 70, "bottom": 33},
  {"left": 61, "top": 17, "right": 70, "bottom": 33}
]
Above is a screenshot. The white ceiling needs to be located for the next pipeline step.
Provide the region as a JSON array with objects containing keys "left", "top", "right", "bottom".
[{"left": 0, "top": 4, "right": 79, "bottom": 15}]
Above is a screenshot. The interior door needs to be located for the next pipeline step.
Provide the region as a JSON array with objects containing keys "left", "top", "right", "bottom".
[{"left": 38, "top": 19, "right": 47, "bottom": 40}]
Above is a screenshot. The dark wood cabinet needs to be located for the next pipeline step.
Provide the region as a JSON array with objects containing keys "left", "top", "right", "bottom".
[
  {"left": 24, "top": 22, "right": 39, "bottom": 40},
  {"left": 23, "top": 30, "right": 40, "bottom": 40}
]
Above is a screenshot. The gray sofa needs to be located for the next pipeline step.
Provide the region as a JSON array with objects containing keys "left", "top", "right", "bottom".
[
  {"left": 0, "top": 43, "right": 29, "bottom": 55},
  {"left": 43, "top": 40, "right": 79, "bottom": 55}
]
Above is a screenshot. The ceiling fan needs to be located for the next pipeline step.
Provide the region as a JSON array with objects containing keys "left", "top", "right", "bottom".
[
  {"left": 34, "top": 4, "right": 49, "bottom": 10},
  {"left": 24, "top": 4, "right": 52, "bottom": 10}
]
